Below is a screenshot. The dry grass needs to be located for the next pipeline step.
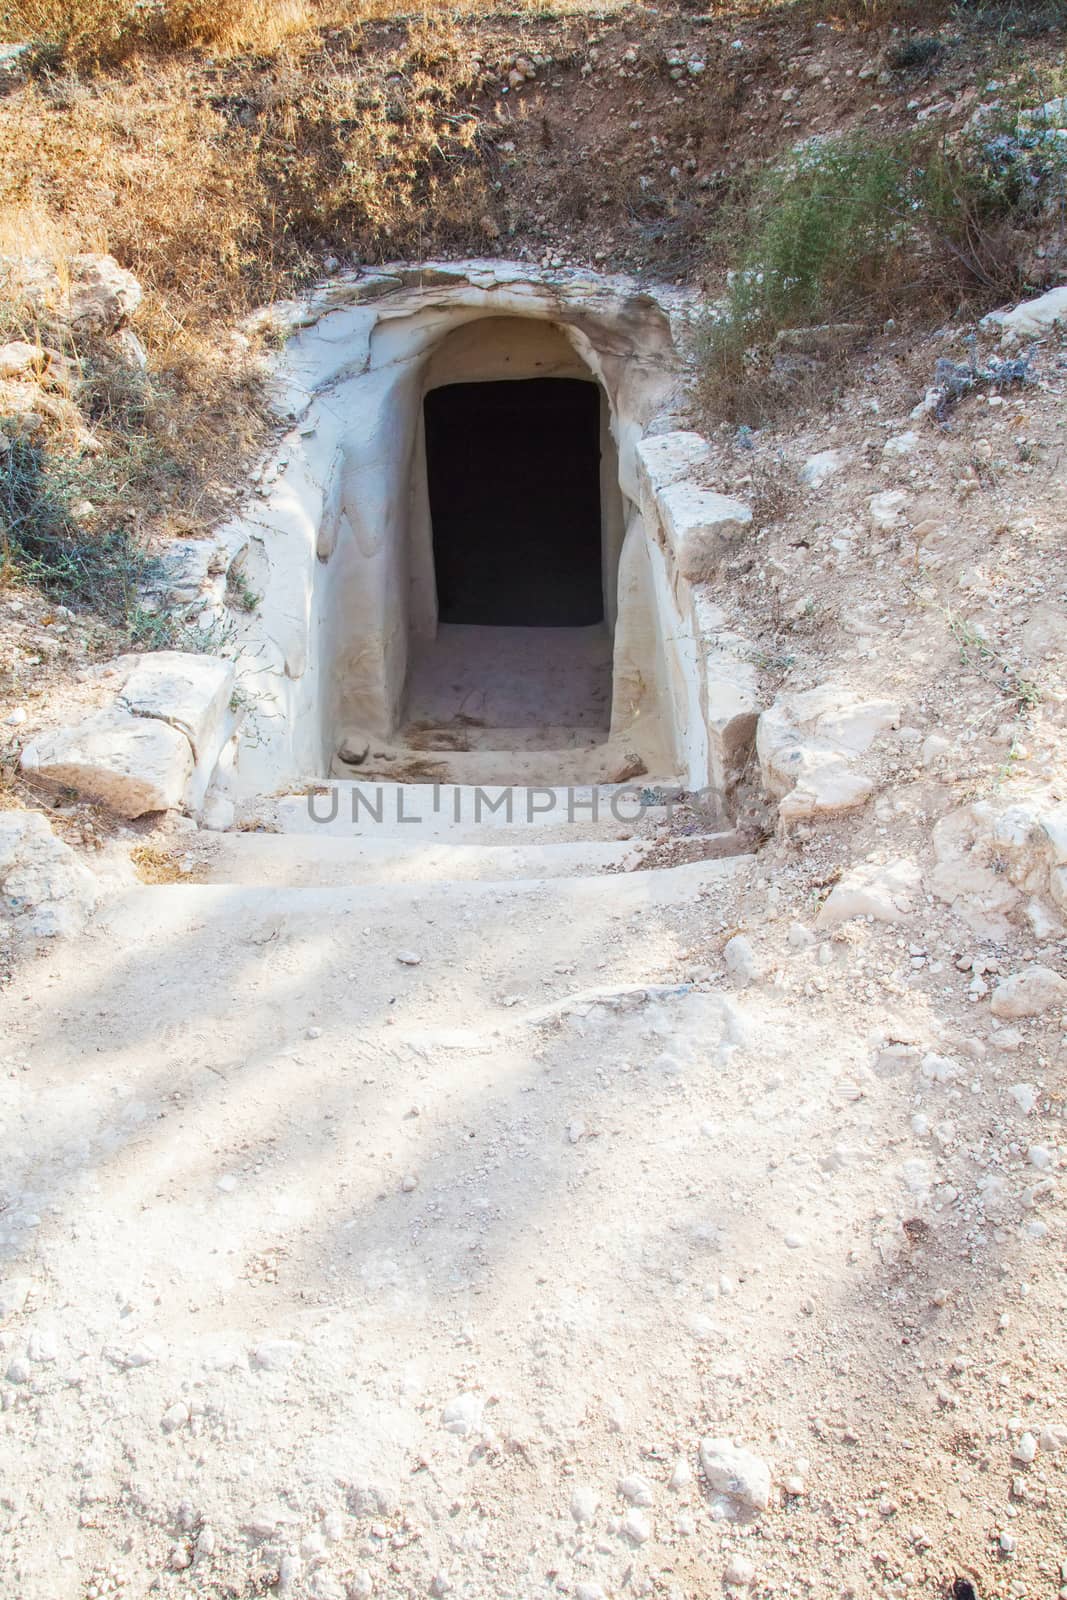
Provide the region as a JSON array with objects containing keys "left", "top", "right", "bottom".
[
  {"left": 129, "top": 841, "right": 197, "bottom": 881},
  {"left": 0, "top": 9, "right": 524, "bottom": 624},
  {"left": 1, "top": 0, "right": 594, "bottom": 68}
]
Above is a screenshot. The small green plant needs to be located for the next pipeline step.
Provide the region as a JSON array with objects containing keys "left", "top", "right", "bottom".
[
  {"left": 949, "top": 613, "right": 1043, "bottom": 712},
  {"left": 0, "top": 428, "right": 159, "bottom": 621},
  {"left": 695, "top": 123, "right": 1050, "bottom": 422},
  {"left": 226, "top": 567, "right": 261, "bottom": 613}
]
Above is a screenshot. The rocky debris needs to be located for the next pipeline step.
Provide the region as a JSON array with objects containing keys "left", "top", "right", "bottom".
[
  {"left": 118, "top": 651, "right": 234, "bottom": 763},
  {"left": 66, "top": 254, "right": 142, "bottom": 333},
  {"left": 699, "top": 1438, "right": 772, "bottom": 1516},
  {"left": 990, "top": 964, "right": 1067, "bottom": 1019},
  {"left": 757, "top": 684, "right": 899, "bottom": 821},
  {"left": 0, "top": 1277, "right": 34, "bottom": 1319},
  {"left": 723, "top": 1552, "right": 756, "bottom": 1588},
  {"left": 156, "top": 533, "right": 247, "bottom": 610},
  {"left": 440, "top": 1392, "right": 484, "bottom": 1436},
  {"left": 0, "top": 809, "right": 99, "bottom": 938},
  {"left": 931, "top": 792, "right": 1067, "bottom": 938},
  {"left": 21, "top": 708, "right": 194, "bottom": 817},
  {"left": 982, "top": 284, "right": 1067, "bottom": 340},
  {"left": 868, "top": 489, "right": 908, "bottom": 529},
  {"left": 817, "top": 856, "right": 921, "bottom": 927},
  {"left": 882, "top": 430, "right": 918, "bottom": 457},
  {"left": 799, "top": 448, "right": 847, "bottom": 489},
  {"left": 0, "top": 340, "right": 53, "bottom": 381},
  {"left": 724, "top": 933, "right": 761, "bottom": 985}
]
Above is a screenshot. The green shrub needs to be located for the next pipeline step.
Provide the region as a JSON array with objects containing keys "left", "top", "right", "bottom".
[
  {"left": 696, "top": 124, "right": 1049, "bottom": 422},
  {"left": 0, "top": 429, "right": 158, "bottom": 620}
]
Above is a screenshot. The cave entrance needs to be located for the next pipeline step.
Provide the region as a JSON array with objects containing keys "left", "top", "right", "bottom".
[{"left": 424, "top": 377, "right": 604, "bottom": 627}]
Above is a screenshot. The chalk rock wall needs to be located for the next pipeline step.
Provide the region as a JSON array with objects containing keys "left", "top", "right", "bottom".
[{"left": 203, "top": 260, "right": 757, "bottom": 804}]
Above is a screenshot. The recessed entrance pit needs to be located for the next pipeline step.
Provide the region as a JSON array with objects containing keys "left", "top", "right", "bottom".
[
  {"left": 210, "top": 262, "right": 761, "bottom": 814},
  {"left": 410, "top": 374, "right": 611, "bottom": 757}
]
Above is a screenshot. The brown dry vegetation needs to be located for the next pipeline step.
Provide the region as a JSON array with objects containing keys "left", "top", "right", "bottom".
[{"left": 0, "top": 0, "right": 1064, "bottom": 631}]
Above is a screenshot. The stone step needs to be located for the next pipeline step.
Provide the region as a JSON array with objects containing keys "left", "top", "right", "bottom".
[
  {"left": 269, "top": 782, "right": 660, "bottom": 842},
  {"left": 347, "top": 724, "right": 611, "bottom": 754},
  {"left": 100, "top": 855, "right": 747, "bottom": 943},
  {"left": 329, "top": 743, "right": 662, "bottom": 787},
  {"left": 195, "top": 833, "right": 647, "bottom": 887}
]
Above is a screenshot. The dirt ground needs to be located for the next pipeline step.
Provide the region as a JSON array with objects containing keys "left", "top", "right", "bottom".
[{"left": 2, "top": 6, "right": 1067, "bottom": 1598}]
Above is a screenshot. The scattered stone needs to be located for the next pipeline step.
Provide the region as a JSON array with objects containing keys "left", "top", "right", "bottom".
[
  {"left": 758, "top": 684, "right": 899, "bottom": 821},
  {"left": 0, "top": 810, "right": 99, "bottom": 939},
  {"left": 1039, "top": 1424, "right": 1067, "bottom": 1453},
  {"left": 669, "top": 1457, "right": 692, "bottom": 1490},
  {"left": 0, "top": 1280, "right": 31, "bottom": 1318},
  {"left": 699, "top": 1438, "right": 772, "bottom": 1515},
  {"left": 25, "top": 1326, "right": 57, "bottom": 1363},
  {"left": 570, "top": 1485, "right": 598, "bottom": 1524},
  {"left": 396, "top": 950, "right": 422, "bottom": 966},
  {"left": 991, "top": 965, "right": 1067, "bottom": 1019},
  {"left": 401, "top": 1173, "right": 419, "bottom": 1192},
  {"left": 868, "top": 489, "right": 908, "bottom": 528},
  {"left": 441, "top": 1392, "right": 484, "bottom": 1436},
  {"left": 800, "top": 449, "right": 847, "bottom": 489},
  {"left": 67, "top": 254, "right": 143, "bottom": 332},
  {"left": 1009, "top": 1082, "right": 1039, "bottom": 1115},
  {"left": 724, "top": 934, "right": 759, "bottom": 986},
  {"left": 983, "top": 284, "right": 1067, "bottom": 339},
  {"left": 618, "top": 1474, "right": 654, "bottom": 1507},
  {"left": 250, "top": 1338, "right": 301, "bottom": 1371},
  {"left": 0, "top": 340, "right": 51, "bottom": 380},
  {"left": 161, "top": 1401, "right": 189, "bottom": 1433},
  {"left": 621, "top": 1507, "right": 651, "bottom": 1543},
  {"left": 1012, "top": 1431, "right": 1038, "bottom": 1464},
  {"left": 5, "top": 1356, "right": 31, "bottom": 1384},
  {"left": 817, "top": 857, "right": 921, "bottom": 927},
  {"left": 882, "top": 430, "right": 918, "bottom": 457},
  {"left": 723, "top": 1553, "right": 755, "bottom": 1587}
]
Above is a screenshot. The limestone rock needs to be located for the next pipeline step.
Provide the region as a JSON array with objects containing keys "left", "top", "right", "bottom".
[
  {"left": 0, "top": 340, "right": 50, "bottom": 380},
  {"left": 724, "top": 934, "right": 760, "bottom": 985},
  {"left": 817, "top": 857, "right": 921, "bottom": 928},
  {"left": 696, "top": 599, "right": 760, "bottom": 797},
  {"left": 699, "top": 1438, "right": 771, "bottom": 1515},
  {"left": 657, "top": 481, "right": 753, "bottom": 582},
  {"left": 800, "top": 449, "right": 846, "bottom": 489},
  {"left": 868, "top": 490, "right": 908, "bottom": 529},
  {"left": 66, "top": 254, "right": 142, "bottom": 333},
  {"left": 990, "top": 965, "right": 1067, "bottom": 1020},
  {"left": 118, "top": 651, "right": 234, "bottom": 762},
  {"left": 931, "top": 792, "right": 1067, "bottom": 936},
  {"left": 21, "top": 708, "right": 193, "bottom": 817},
  {"left": 635, "top": 431, "right": 712, "bottom": 513},
  {"left": 982, "top": 285, "right": 1067, "bottom": 339},
  {"left": 757, "top": 684, "right": 899, "bottom": 821},
  {"left": 0, "top": 811, "right": 98, "bottom": 938},
  {"left": 882, "top": 431, "right": 918, "bottom": 457}
]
